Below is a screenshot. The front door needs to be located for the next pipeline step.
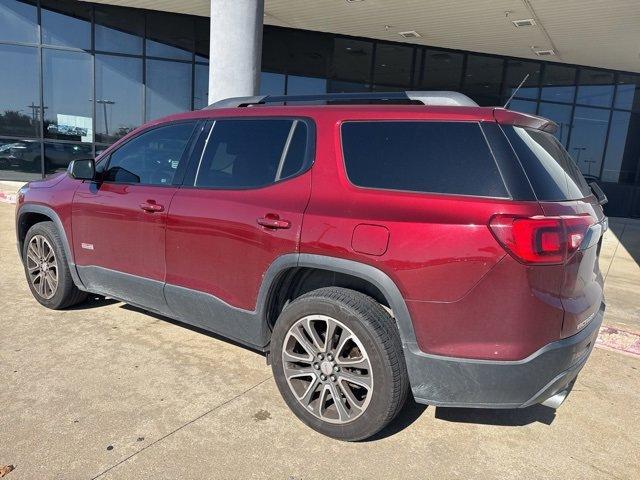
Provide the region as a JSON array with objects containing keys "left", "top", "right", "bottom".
[
  {"left": 165, "top": 117, "right": 314, "bottom": 345},
  {"left": 72, "top": 121, "right": 199, "bottom": 312}
]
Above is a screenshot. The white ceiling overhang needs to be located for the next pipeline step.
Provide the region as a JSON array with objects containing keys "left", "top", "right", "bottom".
[{"left": 84, "top": 0, "right": 640, "bottom": 73}]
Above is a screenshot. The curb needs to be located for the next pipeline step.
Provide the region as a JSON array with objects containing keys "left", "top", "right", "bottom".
[
  {"left": 596, "top": 325, "right": 640, "bottom": 357},
  {"left": 0, "top": 192, "right": 16, "bottom": 204}
]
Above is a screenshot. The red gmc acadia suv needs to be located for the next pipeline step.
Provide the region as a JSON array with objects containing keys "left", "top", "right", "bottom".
[{"left": 16, "top": 91, "right": 607, "bottom": 441}]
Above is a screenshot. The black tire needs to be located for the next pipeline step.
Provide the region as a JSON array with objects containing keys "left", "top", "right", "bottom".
[
  {"left": 22, "top": 221, "right": 87, "bottom": 309},
  {"left": 271, "top": 287, "right": 408, "bottom": 441}
]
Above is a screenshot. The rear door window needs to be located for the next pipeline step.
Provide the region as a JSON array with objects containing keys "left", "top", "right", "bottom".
[
  {"left": 503, "top": 126, "right": 591, "bottom": 201},
  {"left": 191, "top": 118, "right": 311, "bottom": 189},
  {"left": 341, "top": 121, "right": 508, "bottom": 198}
]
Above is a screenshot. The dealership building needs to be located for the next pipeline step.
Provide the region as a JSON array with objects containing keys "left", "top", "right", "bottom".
[{"left": 1, "top": 0, "right": 639, "bottom": 216}]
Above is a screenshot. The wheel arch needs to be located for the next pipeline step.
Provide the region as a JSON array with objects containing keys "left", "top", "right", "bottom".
[
  {"left": 16, "top": 204, "right": 85, "bottom": 290},
  {"left": 259, "top": 254, "right": 418, "bottom": 349},
  {"left": 17, "top": 210, "right": 51, "bottom": 253}
]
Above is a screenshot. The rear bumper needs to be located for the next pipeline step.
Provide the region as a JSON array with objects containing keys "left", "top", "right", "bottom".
[{"left": 406, "top": 303, "right": 604, "bottom": 408}]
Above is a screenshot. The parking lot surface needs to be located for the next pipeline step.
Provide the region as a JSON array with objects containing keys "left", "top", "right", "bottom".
[{"left": 1, "top": 191, "right": 639, "bottom": 479}]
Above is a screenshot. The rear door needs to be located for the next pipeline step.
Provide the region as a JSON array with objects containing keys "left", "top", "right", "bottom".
[
  {"left": 164, "top": 117, "right": 314, "bottom": 344},
  {"left": 503, "top": 125, "right": 606, "bottom": 337},
  {"left": 72, "top": 121, "right": 199, "bottom": 311}
]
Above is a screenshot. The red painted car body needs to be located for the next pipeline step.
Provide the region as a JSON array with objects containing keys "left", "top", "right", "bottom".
[{"left": 16, "top": 101, "right": 606, "bottom": 409}]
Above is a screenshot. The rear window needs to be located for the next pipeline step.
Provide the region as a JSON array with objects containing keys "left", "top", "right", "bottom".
[
  {"left": 503, "top": 126, "right": 591, "bottom": 201},
  {"left": 341, "top": 121, "right": 508, "bottom": 198}
]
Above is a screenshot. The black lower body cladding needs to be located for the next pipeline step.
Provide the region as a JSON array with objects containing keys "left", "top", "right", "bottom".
[{"left": 406, "top": 303, "right": 604, "bottom": 408}]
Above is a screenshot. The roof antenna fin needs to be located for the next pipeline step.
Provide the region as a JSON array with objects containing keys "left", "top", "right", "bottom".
[{"left": 503, "top": 73, "right": 530, "bottom": 109}]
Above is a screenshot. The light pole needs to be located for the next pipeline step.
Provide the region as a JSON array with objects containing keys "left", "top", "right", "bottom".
[
  {"left": 96, "top": 99, "right": 115, "bottom": 136},
  {"left": 26, "top": 102, "right": 47, "bottom": 121}
]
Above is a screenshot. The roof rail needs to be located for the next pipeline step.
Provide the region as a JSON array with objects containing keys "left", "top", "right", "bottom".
[{"left": 204, "top": 91, "right": 478, "bottom": 109}]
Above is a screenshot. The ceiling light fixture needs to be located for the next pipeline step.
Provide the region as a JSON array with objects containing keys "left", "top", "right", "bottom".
[
  {"left": 398, "top": 31, "right": 422, "bottom": 39},
  {"left": 512, "top": 18, "right": 536, "bottom": 27},
  {"left": 533, "top": 48, "right": 555, "bottom": 56}
]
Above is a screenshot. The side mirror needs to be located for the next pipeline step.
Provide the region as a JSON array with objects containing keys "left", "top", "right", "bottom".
[
  {"left": 68, "top": 159, "right": 95, "bottom": 181},
  {"left": 589, "top": 181, "right": 608, "bottom": 206}
]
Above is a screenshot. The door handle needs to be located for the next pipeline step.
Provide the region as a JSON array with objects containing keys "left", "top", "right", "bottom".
[
  {"left": 140, "top": 202, "right": 164, "bottom": 213},
  {"left": 257, "top": 214, "right": 291, "bottom": 229}
]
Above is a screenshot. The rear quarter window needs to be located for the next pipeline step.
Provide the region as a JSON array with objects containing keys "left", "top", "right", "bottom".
[
  {"left": 341, "top": 121, "right": 508, "bottom": 198},
  {"left": 503, "top": 126, "right": 591, "bottom": 201}
]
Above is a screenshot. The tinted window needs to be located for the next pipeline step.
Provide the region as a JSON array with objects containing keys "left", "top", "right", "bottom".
[
  {"left": 194, "top": 63, "right": 210, "bottom": 110},
  {"left": 145, "top": 59, "right": 192, "bottom": 121},
  {"left": 463, "top": 55, "right": 504, "bottom": 97},
  {"left": 287, "top": 76, "right": 327, "bottom": 95},
  {"left": 508, "top": 99, "right": 537, "bottom": 115},
  {"left": 145, "top": 11, "right": 193, "bottom": 60},
  {"left": 41, "top": 0, "right": 91, "bottom": 50},
  {"left": 541, "top": 65, "right": 576, "bottom": 104},
  {"left": 195, "top": 17, "right": 210, "bottom": 62},
  {"left": 615, "top": 74, "right": 640, "bottom": 111},
  {"left": 104, "top": 122, "right": 195, "bottom": 185},
  {"left": 194, "top": 119, "right": 309, "bottom": 188},
  {"left": 44, "top": 142, "right": 92, "bottom": 175},
  {"left": 283, "top": 30, "right": 332, "bottom": 78},
  {"left": 0, "top": 138, "right": 42, "bottom": 181},
  {"left": 332, "top": 38, "right": 373, "bottom": 83},
  {"left": 503, "top": 60, "right": 541, "bottom": 100},
  {"left": 260, "top": 72, "right": 285, "bottom": 95},
  {"left": 373, "top": 43, "right": 413, "bottom": 86},
  {"left": 95, "top": 54, "right": 143, "bottom": 143},
  {"left": 419, "top": 50, "right": 463, "bottom": 90},
  {"left": 94, "top": 5, "right": 143, "bottom": 55},
  {"left": 567, "top": 106, "right": 610, "bottom": 178},
  {"left": 0, "top": 0, "right": 37, "bottom": 44},
  {"left": 602, "top": 111, "right": 640, "bottom": 184},
  {"left": 327, "top": 80, "right": 370, "bottom": 93},
  {"left": 43, "top": 49, "right": 93, "bottom": 142},
  {"left": 504, "top": 126, "right": 591, "bottom": 201},
  {"left": 576, "top": 69, "right": 614, "bottom": 108},
  {"left": 0, "top": 44, "right": 39, "bottom": 138},
  {"left": 279, "top": 123, "right": 308, "bottom": 179},
  {"left": 341, "top": 122, "right": 508, "bottom": 197}
]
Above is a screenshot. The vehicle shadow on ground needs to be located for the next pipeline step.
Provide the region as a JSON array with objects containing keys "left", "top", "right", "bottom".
[
  {"left": 119, "top": 303, "right": 268, "bottom": 355},
  {"left": 366, "top": 400, "right": 428, "bottom": 441},
  {"left": 368, "top": 401, "right": 555, "bottom": 441},
  {"left": 434, "top": 404, "right": 556, "bottom": 426},
  {"left": 68, "top": 295, "right": 119, "bottom": 310},
  {"left": 82, "top": 301, "right": 555, "bottom": 436}
]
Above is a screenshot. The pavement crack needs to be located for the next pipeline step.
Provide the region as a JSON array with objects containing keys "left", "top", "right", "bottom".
[
  {"left": 90, "top": 375, "right": 273, "bottom": 480},
  {"left": 604, "top": 221, "right": 626, "bottom": 281}
]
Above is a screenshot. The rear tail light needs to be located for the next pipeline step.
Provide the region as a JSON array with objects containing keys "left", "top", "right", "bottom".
[{"left": 489, "top": 215, "right": 594, "bottom": 265}]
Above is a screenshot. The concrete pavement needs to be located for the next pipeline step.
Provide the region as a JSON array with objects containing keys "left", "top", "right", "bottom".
[
  {"left": 0, "top": 196, "right": 639, "bottom": 479},
  {"left": 600, "top": 216, "right": 640, "bottom": 335}
]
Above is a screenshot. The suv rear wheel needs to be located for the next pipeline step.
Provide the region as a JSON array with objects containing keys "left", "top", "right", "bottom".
[
  {"left": 23, "top": 221, "right": 87, "bottom": 309},
  {"left": 271, "top": 287, "right": 408, "bottom": 441}
]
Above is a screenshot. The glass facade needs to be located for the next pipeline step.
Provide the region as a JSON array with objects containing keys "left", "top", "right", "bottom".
[
  {"left": 0, "top": 0, "right": 209, "bottom": 180},
  {"left": 1, "top": 0, "right": 639, "bottom": 216}
]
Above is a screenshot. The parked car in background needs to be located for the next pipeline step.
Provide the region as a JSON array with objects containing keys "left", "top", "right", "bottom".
[
  {"left": 0, "top": 140, "right": 41, "bottom": 171},
  {"left": 15, "top": 91, "right": 607, "bottom": 441}
]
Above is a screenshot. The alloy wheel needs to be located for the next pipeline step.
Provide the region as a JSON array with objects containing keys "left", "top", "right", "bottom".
[
  {"left": 281, "top": 314, "right": 373, "bottom": 424},
  {"left": 26, "top": 235, "right": 58, "bottom": 300}
]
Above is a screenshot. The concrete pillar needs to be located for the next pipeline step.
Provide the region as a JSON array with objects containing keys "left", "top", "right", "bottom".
[{"left": 208, "top": 0, "right": 264, "bottom": 105}]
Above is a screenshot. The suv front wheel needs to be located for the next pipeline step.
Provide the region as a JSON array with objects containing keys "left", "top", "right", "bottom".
[
  {"left": 271, "top": 287, "right": 408, "bottom": 441},
  {"left": 22, "top": 221, "right": 87, "bottom": 310}
]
